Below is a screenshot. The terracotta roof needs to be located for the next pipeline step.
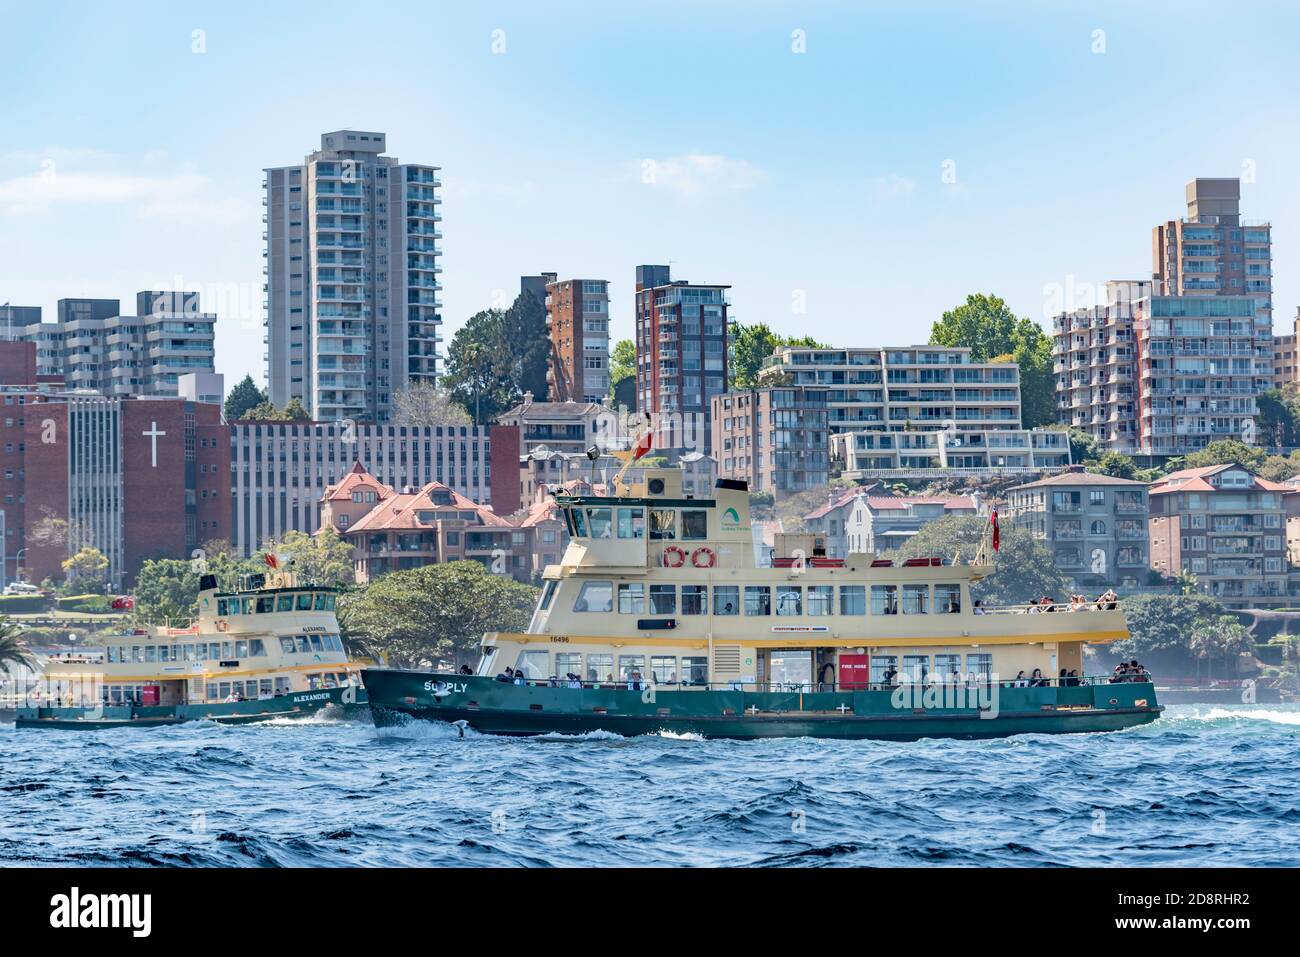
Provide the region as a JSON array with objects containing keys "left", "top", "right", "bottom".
[
  {"left": 1010, "top": 471, "right": 1148, "bottom": 490},
  {"left": 1149, "top": 463, "right": 1290, "bottom": 495},
  {"left": 863, "top": 495, "right": 977, "bottom": 511},
  {"left": 323, "top": 461, "right": 391, "bottom": 502},
  {"left": 515, "top": 499, "right": 563, "bottom": 528},
  {"left": 346, "top": 481, "right": 511, "bottom": 532},
  {"left": 805, "top": 485, "right": 871, "bottom": 520}
]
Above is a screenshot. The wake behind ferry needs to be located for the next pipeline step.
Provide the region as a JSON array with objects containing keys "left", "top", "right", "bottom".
[
  {"left": 14, "top": 566, "right": 366, "bottom": 729},
  {"left": 364, "top": 463, "right": 1162, "bottom": 740}
]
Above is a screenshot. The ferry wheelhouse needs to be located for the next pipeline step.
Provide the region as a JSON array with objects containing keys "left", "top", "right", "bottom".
[
  {"left": 16, "top": 569, "right": 365, "bottom": 729},
  {"left": 364, "top": 467, "right": 1161, "bottom": 740}
]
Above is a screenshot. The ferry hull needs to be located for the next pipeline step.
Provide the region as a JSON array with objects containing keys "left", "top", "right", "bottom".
[
  {"left": 12, "top": 686, "right": 367, "bottom": 730},
  {"left": 363, "top": 670, "right": 1161, "bottom": 741}
]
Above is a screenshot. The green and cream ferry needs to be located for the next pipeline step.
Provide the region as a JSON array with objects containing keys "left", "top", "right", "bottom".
[
  {"left": 365, "top": 467, "right": 1161, "bottom": 740},
  {"left": 15, "top": 568, "right": 366, "bottom": 729}
]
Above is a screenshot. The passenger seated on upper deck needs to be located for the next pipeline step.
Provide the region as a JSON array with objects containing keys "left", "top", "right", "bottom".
[
  {"left": 566, "top": 673, "right": 583, "bottom": 689},
  {"left": 513, "top": 671, "right": 527, "bottom": 686},
  {"left": 972, "top": 600, "right": 986, "bottom": 615},
  {"left": 496, "top": 666, "right": 515, "bottom": 683},
  {"left": 1108, "top": 663, "right": 1128, "bottom": 683},
  {"left": 1127, "top": 659, "right": 1148, "bottom": 682},
  {"left": 459, "top": 665, "right": 473, "bottom": 676}
]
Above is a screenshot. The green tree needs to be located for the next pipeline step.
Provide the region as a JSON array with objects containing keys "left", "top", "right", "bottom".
[
  {"left": 61, "top": 546, "right": 109, "bottom": 592},
  {"left": 443, "top": 292, "right": 551, "bottom": 424},
  {"left": 239, "top": 398, "right": 313, "bottom": 423},
  {"left": 1180, "top": 439, "right": 1267, "bottom": 474},
  {"left": 130, "top": 558, "right": 202, "bottom": 622},
  {"left": 339, "top": 561, "right": 537, "bottom": 667},
  {"left": 268, "top": 527, "right": 356, "bottom": 589},
  {"left": 0, "top": 617, "right": 35, "bottom": 674},
  {"left": 929, "top": 294, "right": 1055, "bottom": 427},
  {"left": 1088, "top": 450, "right": 1137, "bottom": 480},
  {"left": 896, "top": 514, "right": 1070, "bottom": 606},
  {"left": 731, "top": 322, "right": 827, "bottom": 389},
  {"left": 1112, "top": 594, "right": 1235, "bottom": 675},
  {"left": 1256, "top": 383, "right": 1300, "bottom": 450},
  {"left": 224, "top": 374, "right": 266, "bottom": 422},
  {"left": 609, "top": 338, "right": 636, "bottom": 403},
  {"left": 1189, "top": 614, "right": 1253, "bottom": 681}
]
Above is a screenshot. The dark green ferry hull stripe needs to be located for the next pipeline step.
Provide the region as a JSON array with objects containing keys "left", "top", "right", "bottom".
[
  {"left": 13, "top": 686, "right": 368, "bottom": 730},
  {"left": 362, "top": 670, "right": 1161, "bottom": 741}
]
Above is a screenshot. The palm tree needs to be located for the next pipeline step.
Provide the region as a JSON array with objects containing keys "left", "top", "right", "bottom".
[{"left": 0, "top": 616, "right": 35, "bottom": 675}]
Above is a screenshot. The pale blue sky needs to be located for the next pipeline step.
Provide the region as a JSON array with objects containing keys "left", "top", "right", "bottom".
[{"left": 2, "top": 0, "right": 1298, "bottom": 388}]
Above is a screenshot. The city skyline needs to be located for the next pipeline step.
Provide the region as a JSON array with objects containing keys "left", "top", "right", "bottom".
[{"left": 3, "top": 1, "right": 1299, "bottom": 395}]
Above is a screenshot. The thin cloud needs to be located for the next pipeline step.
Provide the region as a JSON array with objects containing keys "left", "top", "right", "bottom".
[
  {"left": 867, "top": 173, "right": 916, "bottom": 199},
  {"left": 635, "top": 153, "right": 767, "bottom": 197}
]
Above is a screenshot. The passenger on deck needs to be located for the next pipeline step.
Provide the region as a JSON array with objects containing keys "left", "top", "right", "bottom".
[
  {"left": 1030, "top": 668, "right": 1048, "bottom": 687},
  {"left": 1109, "top": 663, "right": 1128, "bottom": 683},
  {"left": 1128, "top": 659, "right": 1147, "bottom": 682},
  {"left": 973, "top": 600, "right": 986, "bottom": 615},
  {"left": 1059, "top": 668, "right": 1069, "bottom": 686},
  {"left": 1040, "top": 596, "right": 1057, "bottom": 612},
  {"left": 566, "top": 673, "right": 583, "bottom": 689},
  {"left": 459, "top": 665, "right": 473, "bottom": 676},
  {"left": 1097, "top": 589, "right": 1119, "bottom": 610},
  {"left": 1026, "top": 598, "right": 1041, "bottom": 613},
  {"left": 1013, "top": 670, "right": 1028, "bottom": 687},
  {"left": 880, "top": 667, "right": 898, "bottom": 688},
  {"left": 513, "top": 671, "right": 526, "bottom": 686},
  {"left": 495, "top": 666, "right": 515, "bottom": 683}
]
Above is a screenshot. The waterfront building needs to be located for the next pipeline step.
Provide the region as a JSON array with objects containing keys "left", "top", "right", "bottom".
[
  {"left": 264, "top": 130, "right": 442, "bottom": 422},
  {"left": 759, "top": 345, "right": 1022, "bottom": 435},
  {"left": 543, "top": 277, "right": 611, "bottom": 403},
  {"left": 634, "top": 264, "right": 729, "bottom": 452},
  {"left": 1153, "top": 178, "right": 1272, "bottom": 325},
  {"left": 1053, "top": 282, "right": 1271, "bottom": 455},
  {"left": 830, "top": 426, "right": 1071, "bottom": 481},
  {"left": 840, "top": 494, "right": 978, "bottom": 556},
  {"left": 1148, "top": 463, "right": 1299, "bottom": 609},
  {"left": 496, "top": 394, "right": 611, "bottom": 456},
  {"left": 712, "top": 384, "right": 829, "bottom": 496},
  {"left": 1005, "top": 470, "right": 1150, "bottom": 592},
  {"left": 229, "top": 420, "right": 518, "bottom": 557}
]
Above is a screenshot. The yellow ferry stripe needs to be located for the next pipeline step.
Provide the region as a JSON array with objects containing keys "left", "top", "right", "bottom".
[{"left": 37, "top": 662, "right": 361, "bottom": 682}]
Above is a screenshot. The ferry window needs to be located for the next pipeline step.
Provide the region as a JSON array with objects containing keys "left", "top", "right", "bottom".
[
  {"left": 325, "top": 594, "right": 336, "bottom": 611},
  {"left": 776, "top": 585, "right": 802, "bottom": 616},
  {"left": 281, "top": 637, "right": 296, "bottom": 654},
  {"left": 309, "top": 635, "right": 324, "bottom": 653},
  {"left": 295, "top": 636, "right": 310, "bottom": 653},
  {"left": 538, "top": 580, "right": 559, "bottom": 611},
  {"left": 713, "top": 585, "right": 739, "bottom": 615},
  {"left": 871, "top": 585, "right": 898, "bottom": 615},
  {"left": 618, "top": 583, "right": 645, "bottom": 614},
  {"left": 132, "top": 645, "right": 143, "bottom": 663},
  {"left": 902, "top": 655, "right": 929, "bottom": 683},
  {"left": 257, "top": 596, "right": 275, "bottom": 613},
  {"left": 839, "top": 585, "right": 866, "bottom": 615},
  {"left": 242, "top": 598, "right": 255, "bottom": 614},
  {"left": 182, "top": 644, "right": 193, "bottom": 662},
  {"left": 314, "top": 594, "right": 328, "bottom": 611},
  {"left": 555, "top": 652, "right": 582, "bottom": 676},
  {"left": 616, "top": 507, "right": 644, "bottom": 539},
  {"left": 574, "top": 580, "right": 613, "bottom": 613},
  {"left": 681, "top": 584, "right": 707, "bottom": 614},
  {"left": 277, "top": 595, "right": 294, "bottom": 612},
  {"left": 221, "top": 641, "right": 234, "bottom": 659},
  {"left": 571, "top": 508, "right": 588, "bottom": 538},
  {"left": 586, "top": 654, "right": 614, "bottom": 683},
  {"left": 145, "top": 645, "right": 158, "bottom": 663},
  {"left": 807, "top": 585, "right": 833, "bottom": 616},
  {"left": 275, "top": 677, "right": 291, "bottom": 694},
  {"left": 218, "top": 682, "right": 231, "bottom": 699},
  {"left": 682, "top": 656, "right": 708, "bottom": 686},
  {"left": 870, "top": 655, "right": 897, "bottom": 685},
  {"left": 206, "top": 683, "right": 217, "bottom": 701},
  {"left": 935, "top": 654, "right": 963, "bottom": 679},
  {"left": 587, "top": 508, "right": 613, "bottom": 539},
  {"left": 296, "top": 593, "right": 313, "bottom": 611},
  {"left": 618, "top": 655, "right": 646, "bottom": 683},
  {"left": 259, "top": 679, "right": 273, "bottom": 697},
  {"left": 966, "top": 653, "right": 993, "bottom": 680},
  {"left": 744, "top": 585, "right": 771, "bottom": 616},
  {"left": 902, "top": 584, "right": 929, "bottom": 614},
  {"left": 195, "top": 642, "right": 207, "bottom": 659},
  {"left": 649, "top": 509, "right": 677, "bottom": 540},
  {"left": 681, "top": 509, "right": 708, "bottom": 540},
  {"left": 107, "top": 646, "right": 118, "bottom": 663},
  {"left": 249, "top": 639, "right": 266, "bottom": 656},
  {"left": 158, "top": 645, "right": 171, "bottom": 662},
  {"left": 515, "top": 650, "right": 549, "bottom": 680},
  {"left": 934, "top": 584, "right": 961, "bottom": 614},
  {"left": 217, "top": 599, "right": 229, "bottom": 616},
  {"left": 235, "top": 640, "right": 250, "bottom": 658},
  {"left": 651, "top": 656, "right": 678, "bottom": 685},
  {"left": 649, "top": 584, "right": 676, "bottom": 615}
]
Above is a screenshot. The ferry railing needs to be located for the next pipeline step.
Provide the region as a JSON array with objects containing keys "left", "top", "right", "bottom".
[
  {"left": 491, "top": 672, "right": 1153, "bottom": 693},
  {"left": 976, "top": 599, "right": 1120, "bottom": 614}
]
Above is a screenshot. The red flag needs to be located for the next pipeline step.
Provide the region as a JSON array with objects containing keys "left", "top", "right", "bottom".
[
  {"left": 632, "top": 429, "right": 653, "bottom": 460},
  {"left": 264, "top": 553, "right": 279, "bottom": 570},
  {"left": 990, "top": 509, "right": 1000, "bottom": 552}
]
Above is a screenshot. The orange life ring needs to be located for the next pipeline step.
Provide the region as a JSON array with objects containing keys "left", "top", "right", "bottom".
[
  {"left": 216, "top": 620, "right": 229, "bottom": 632},
  {"left": 662, "top": 546, "right": 687, "bottom": 568},
  {"left": 691, "top": 546, "right": 717, "bottom": 568}
]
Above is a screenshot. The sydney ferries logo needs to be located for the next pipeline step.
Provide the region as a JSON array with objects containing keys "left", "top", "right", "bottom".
[{"left": 721, "top": 507, "right": 741, "bottom": 530}]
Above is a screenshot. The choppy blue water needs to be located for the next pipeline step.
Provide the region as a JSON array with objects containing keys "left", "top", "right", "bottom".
[{"left": 2, "top": 704, "right": 1298, "bottom": 867}]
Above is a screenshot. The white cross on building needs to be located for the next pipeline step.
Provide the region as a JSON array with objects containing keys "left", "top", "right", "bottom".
[{"left": 143, "top": 421, "right": 167, "bottom": 468}]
